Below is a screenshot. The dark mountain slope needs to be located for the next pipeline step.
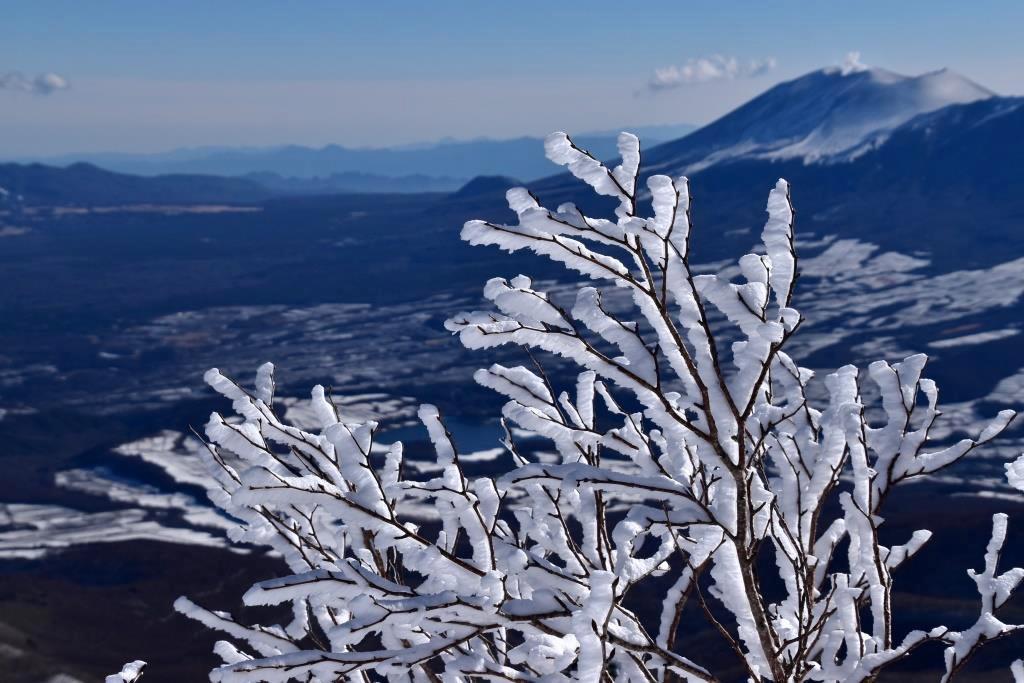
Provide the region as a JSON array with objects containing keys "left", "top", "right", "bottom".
[{"left": 0, "top": 162, "right": 272, "bottom": 206}]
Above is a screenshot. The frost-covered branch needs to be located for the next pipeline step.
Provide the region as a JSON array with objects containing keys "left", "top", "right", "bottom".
[
  {"left": 107, "top": 660, "right": 146, "bottom": 683},
  {"left": 174, "top": 132, "right": 1022, "bottom": 681}
]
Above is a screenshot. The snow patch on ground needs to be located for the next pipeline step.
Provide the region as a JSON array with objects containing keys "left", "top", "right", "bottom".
[
  {"left": 929, "top": 329, "right": 1020, "bottom": 349},
  {"left": 11, "top": 391, "right": 432, "bottom": 557},
  {"left": 6, "top": 239, "right": 1024, "bottom": 555},
  {"left": 989, "top": 369, "right": 1024, "bottom": 405},
  {"left": 0, "top": 503, "right": 229, "bottom": 559},
  {"left": 281, "top": 393, "right": 418, "bottom": 430},
  {"left": 114, "top": 430, "right": 212, "bottom": 489},
  {"left": 55, "top": 468, "right": 237, "bottom": 533}
]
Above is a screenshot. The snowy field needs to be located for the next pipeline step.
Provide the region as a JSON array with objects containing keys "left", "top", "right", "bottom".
[{"left": 2, "top": 232, "right": 1022, "bottom": 561}]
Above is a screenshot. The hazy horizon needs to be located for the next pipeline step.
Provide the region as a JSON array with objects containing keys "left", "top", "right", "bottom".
[
  {"left": 9, "top": 122, "right": 703, "bottom": 163},
  {"left": 4, "top": 1, "right": 1024, "bottom": 157}
]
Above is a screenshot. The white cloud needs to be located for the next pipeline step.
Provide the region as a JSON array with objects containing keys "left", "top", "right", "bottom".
[
  {"left": 647, "top": 55, "right": 776, "bottom": 92},
  {"left": 0, "top": 71, "right": 70, "bottom": 95},
  {"left": 840, "top": 51, "right": 869, "bottom": 76}
]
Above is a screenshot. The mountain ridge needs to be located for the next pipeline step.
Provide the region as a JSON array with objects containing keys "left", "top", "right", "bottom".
[
  {"left": 638, "top": 65, "right": 994, "bottom": 176},
  {"left": 0, "top": 162, "right": 272, "bottom": 206},
  {"left": 18, "top": 125, "right": 697, "bottom": 185}
]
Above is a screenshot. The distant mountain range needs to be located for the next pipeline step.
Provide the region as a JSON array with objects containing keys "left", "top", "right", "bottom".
[
  {"left": 1, "top": 65, "right": 1015, "bottom": 207},
  {"left": 19, "top": 124, "right": 697, "bottom": 191},
  {"left": 243, "top": 170, "right": 465, "bottom": 195}
]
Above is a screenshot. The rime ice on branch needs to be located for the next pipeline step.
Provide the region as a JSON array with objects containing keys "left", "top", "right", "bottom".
[
  {"left": 177, "top": 132, "right": 1022, "bottom": 681},
  {"left": 106, "top": 660, "right": 146, "bottom": 683}
]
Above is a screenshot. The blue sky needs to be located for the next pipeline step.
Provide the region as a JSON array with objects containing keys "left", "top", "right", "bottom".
[{"left": 3, "top": 1, "right": 1023, "bottom": 156}]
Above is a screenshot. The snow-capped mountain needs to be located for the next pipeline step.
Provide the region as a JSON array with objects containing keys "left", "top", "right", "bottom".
[
  {"left": 639, "top": 63, "right": 994, "bottom": 175},
  {"left": 642, "top": 94, "right": 1024, "bottom": 272}
]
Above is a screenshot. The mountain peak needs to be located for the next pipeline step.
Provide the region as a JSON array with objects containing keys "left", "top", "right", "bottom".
[
  {"left": 818, "top": 56, "right": 990, "bottom": 94},
  {"left": 913, "top": 67, "right": 996, "bottom": 99},
  {"left": 819, "top": 52, "right": 898, "bottom": 81},
  {"left": 640, "top": 61, "right": 995, "bottom": 176}
]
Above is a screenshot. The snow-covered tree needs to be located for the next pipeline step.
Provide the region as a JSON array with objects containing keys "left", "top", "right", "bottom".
[{"left": 176, "top": 132, "right": 1023, "bottom": 681}]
